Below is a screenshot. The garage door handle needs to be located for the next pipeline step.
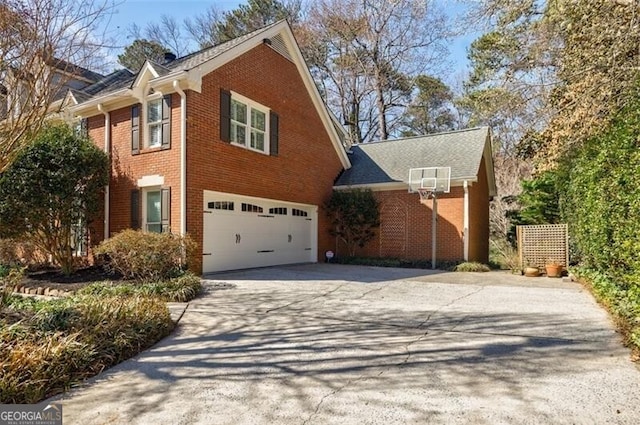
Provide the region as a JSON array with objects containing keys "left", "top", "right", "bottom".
[
  {"left": 236, "top": 233, "right": 241, "bottom": 244},
  {"left": 203, "top": 253, "right": 212, "bottom": 256},
  {"left": 288, "top": 234, "right": 292, "bottom": 243},
  {"left": 257, "top": 250, "right": 274, "bottom": 253}
]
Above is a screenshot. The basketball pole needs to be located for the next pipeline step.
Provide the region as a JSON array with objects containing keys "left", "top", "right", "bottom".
[{"left": 432, "top": 193, "right": 437, "bottom": 270}]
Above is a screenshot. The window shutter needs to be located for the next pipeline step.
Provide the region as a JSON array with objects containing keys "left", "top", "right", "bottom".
[
  {"left": 269, "top": 111, "right": 279, "bottom": 156},
  {"left": 161, "top": 94, "right": 171, "bottom": 149},
  {"left": 80, "top": 118, "right": 88, "bottom": 137},
  {"left": 220, "top": 89, "right": 231, "bottom": 143},
  {"left": 131, "top": 189, "right": 140, "bottom": 229},
  {"left": 161, "top": 188, "right": 171, "bottom": 233},
  {"left": 131, "top": 104, "right": 140, "bottom": 155}
]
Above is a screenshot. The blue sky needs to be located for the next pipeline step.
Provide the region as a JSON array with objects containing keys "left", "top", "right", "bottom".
[{"left": 105, "top": 0, "right": 477, "bottom": 82}]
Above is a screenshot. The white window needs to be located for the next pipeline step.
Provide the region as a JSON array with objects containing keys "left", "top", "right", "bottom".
[
  {"left": 147, "top": 98, "right": 163, "bottom": 148},
  {"left": 143, "top": 188, "right": 169, "bottom": 233},
  {"left": 230, "top": 93, "right": 269, "bottom": 154}
]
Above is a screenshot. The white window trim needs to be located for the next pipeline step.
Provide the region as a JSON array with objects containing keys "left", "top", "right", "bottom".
[
  {"left": 230, "top": 91, "right": 270, "bottom": 155},
  {"left": 142, "top": 186, "right": 162, "bottom": 233},
  {"left": 143, "top": 91, "right": 164, "bottom": 149}
]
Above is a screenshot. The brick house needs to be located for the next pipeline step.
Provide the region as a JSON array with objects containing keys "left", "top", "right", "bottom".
[
  {"left": 68, "top": 21, "right": 350, "bottom": 273},
  {"left": 66, "top": 20, "right": 495, "bottom": 273},
  {"left": 334, "top": 128, "right": 496, "bottom": 263}
]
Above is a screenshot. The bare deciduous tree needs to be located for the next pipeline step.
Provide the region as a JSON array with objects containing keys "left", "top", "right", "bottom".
[
  {"left": 0, "top": 0, "right": 114, "bottom": 172},
  {"left": 301, "top": 0, "right": 449, "bottom": 143}
]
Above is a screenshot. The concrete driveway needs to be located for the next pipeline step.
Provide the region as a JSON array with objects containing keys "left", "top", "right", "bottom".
[{"left": 59, "top": 264, "right": 640, "bottom": 424}]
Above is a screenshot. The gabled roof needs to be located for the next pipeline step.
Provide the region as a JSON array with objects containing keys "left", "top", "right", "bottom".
[
  {"left": 70, "top": 20, "right": 351, "bottom": 169},
  {"left": 77, "top": 21, "right": 282, "bottom": 101},
  {"left": 335, "top": 127, "right": 496, "bottom": 195},
  {"left": 47, "top": 57, "right": 105, "bottom": 83}
]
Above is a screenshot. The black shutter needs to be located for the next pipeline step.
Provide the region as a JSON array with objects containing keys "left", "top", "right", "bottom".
[
  {"left": 161, "top": 188, "right": 170, "bottom": 233},
  {"left": 161, "top": 94, "right": 171, "bottom": 149},
  {"left": 131, "top": 189, "right": 140, "bottom": 230},
  {"left": 80, "top": 118, "right": 88, "bottom": 137},
  {"left": 131, "top": 104, "right": 140, "bottom": 155},
  {"left": 269, "top": 111, "right": 279, "bottom": 156},
  {"left": 220, "top": 89, "right": 231, "bottom": 142}
]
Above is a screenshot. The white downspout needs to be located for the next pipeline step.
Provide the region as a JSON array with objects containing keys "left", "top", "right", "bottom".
[
  {"left": 463, "top": 180, "right": 469, "bottom": 261},
  {"left": 173, "top": 80, "right": 187, "bottom": 236},
  {"left": 97, "top": 104, "right": 110, "bottom": 240}
]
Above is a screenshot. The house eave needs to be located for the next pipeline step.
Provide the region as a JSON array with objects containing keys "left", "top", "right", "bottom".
[{"left": 333, "top": 177, "right": 477, "bottom": 192}]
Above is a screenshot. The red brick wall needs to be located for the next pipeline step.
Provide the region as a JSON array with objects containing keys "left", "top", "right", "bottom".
[
  {"left": 87, "top": 94, "right": 183, "bottom": 238},
  {"left": 344, "top": 189, "right": 465, "bottom": 262},
  {"left": 468, "top": 157, "right": 490, "bottom": 263},
  {"left": 87, "top": 115, "right": 105, "bottom": 248},
  {"left": 185, "top": 44, "right": 344, "bottom": 272}
]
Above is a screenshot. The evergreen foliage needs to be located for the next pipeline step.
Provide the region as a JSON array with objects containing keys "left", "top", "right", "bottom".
[
  {"left": 0, "top": 123, "right": 109, "bottom": 275},
  {"left": 324, "top": 189, "right": 380, "bottom": 256}
]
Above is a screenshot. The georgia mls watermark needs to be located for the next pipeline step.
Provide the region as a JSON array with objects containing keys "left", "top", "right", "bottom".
[{"left": 0, "top": 403, "right": 62, "bottom": 425}]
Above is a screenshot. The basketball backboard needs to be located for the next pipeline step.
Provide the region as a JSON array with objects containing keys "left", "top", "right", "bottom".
[{"left": 408, "top": 167, "right": 451, "bottom": 194}]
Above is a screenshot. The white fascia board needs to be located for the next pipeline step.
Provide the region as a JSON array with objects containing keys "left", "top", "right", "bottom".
[
  {"left": 131, "top": 62, "right": 160, "bottom": 89},
  {"left": 333, "top": 178, "right": 476, "bottom": 192},
  {"left": 69, "top": 88, "right": 132, "bottom": 116},
  {"left": 483, "top": 130, "right": 498, "bottom": 197},
  {"left": 188, "top": 21, "right": 351, "bottom": 170},
  {"left": 280, "top": 24, "right": 351, "bottom": 170}
]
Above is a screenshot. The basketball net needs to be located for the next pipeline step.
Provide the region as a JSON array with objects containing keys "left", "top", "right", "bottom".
[{"left": 417, "top": 188, "right": 434, "bottom": 205}]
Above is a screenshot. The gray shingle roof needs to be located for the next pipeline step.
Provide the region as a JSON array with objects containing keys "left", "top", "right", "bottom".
[
  {"left": 78, "top": 22, "right": 281, "bottom": 102},
  {"left": 335, "top": 127, "right": 490, "bottom": 187}
]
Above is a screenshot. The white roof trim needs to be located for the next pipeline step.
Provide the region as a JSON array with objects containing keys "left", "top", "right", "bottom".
[
  {"left": 68, "top": 21, "right": 351, "bottom": 170},
  {"left": 334, "top": 179, "right": 472, "bottom": 192},
  {"left": 483, "top": 130, "right": 498, "bottom": 197},
  {"left": 186, "top": 21, "right": 351, "bottom": 169}
]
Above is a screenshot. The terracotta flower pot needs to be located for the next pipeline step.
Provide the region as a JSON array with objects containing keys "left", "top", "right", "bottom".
[
  {"left": 545, "top": 264, "right": 563, "bottom": 278},
  {"left": 524, "top": 266, "right": 540, "bottom": 277}
]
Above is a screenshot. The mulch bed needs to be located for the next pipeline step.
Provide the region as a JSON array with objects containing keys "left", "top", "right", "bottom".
[{"left": 17, "top": 266, "right": 123, "bottom": 292}]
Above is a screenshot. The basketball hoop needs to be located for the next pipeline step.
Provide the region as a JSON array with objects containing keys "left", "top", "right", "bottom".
[
  {"left": 417, "top": 188, "right": 433, "bottom": 204},
  {"left": 408, "top": 166, "right": 452, "bottom": 270}
]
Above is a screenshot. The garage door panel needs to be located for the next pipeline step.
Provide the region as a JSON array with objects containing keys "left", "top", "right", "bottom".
[{"left": 202, "top": 191, "right": 316, "bottom": 273}]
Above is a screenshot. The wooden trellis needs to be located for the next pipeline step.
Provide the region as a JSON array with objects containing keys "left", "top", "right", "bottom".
[{"left": 517, "top": 224, "right": 569, "bottom": 269}]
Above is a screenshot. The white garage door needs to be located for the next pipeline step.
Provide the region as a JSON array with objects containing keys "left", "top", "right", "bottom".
[{"left": 202, "top": 191, "right": 317, "bottom": 273}]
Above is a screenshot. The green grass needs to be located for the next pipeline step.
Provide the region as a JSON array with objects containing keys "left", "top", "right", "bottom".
[{"left": 572, "top": 267, "right": 640, "bottom": 357}]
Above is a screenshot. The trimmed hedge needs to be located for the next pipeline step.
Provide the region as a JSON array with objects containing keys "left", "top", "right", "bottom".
[
  {"left": 560, "top": 97, "right": 640, "bottom": 287},
  {"left": 95, "top": 230, "right": 196, "bottom": 281}
]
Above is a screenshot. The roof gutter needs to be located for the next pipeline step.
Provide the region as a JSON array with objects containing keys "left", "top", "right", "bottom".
[
  {"left": 71, "top": 88, "right": 132, "bottom": 114},
  {"left": 173, "top": 80, "right": 187, "bottom": 236},
  {"left": 97, "top": 103, "right": 110, "bottom": 240}
]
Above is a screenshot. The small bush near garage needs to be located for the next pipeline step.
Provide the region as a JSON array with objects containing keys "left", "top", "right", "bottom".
[
  {"left": 572, "top": 267, "right": 640, "bottom": 357},
  {"left": 334, "top": 256, "right": 428, "bottom": 268},
  {"left": 78, "top": 272, "right": 202, "bottom": 302},
  {"left": 0, "top": 293, "right": 173, "bottom": 403},
  {"left": 454, "top": 262, "right": 491, "bottom": 272},
  {"left": 95, "top": 230, "right": 196, "bottom": 281}
]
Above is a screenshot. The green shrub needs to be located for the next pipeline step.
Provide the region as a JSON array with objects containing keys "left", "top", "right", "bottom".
[
  {"left": 325, "top": 189, "right": 380, "bottom": 256},
  {"left": 573, "top": 267, "right": 640, "bottom": 353},
  {"left": 95, "top": 230, "right": 196, "bottom": 281},
  {"left": 0, "top": 294, "right": 173, "bottom": 403},
  {"left": 333, "top": 256, "right": 455, "bottom": 270},
  {"left": 560, "top": 96, "right": 640, "bottom": 286},
  {"left": 454, "top": 262, "right": 491, "bottom": 272},
  {"left": 78, "top": 272, "right": 202, "bottom": 302}
]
